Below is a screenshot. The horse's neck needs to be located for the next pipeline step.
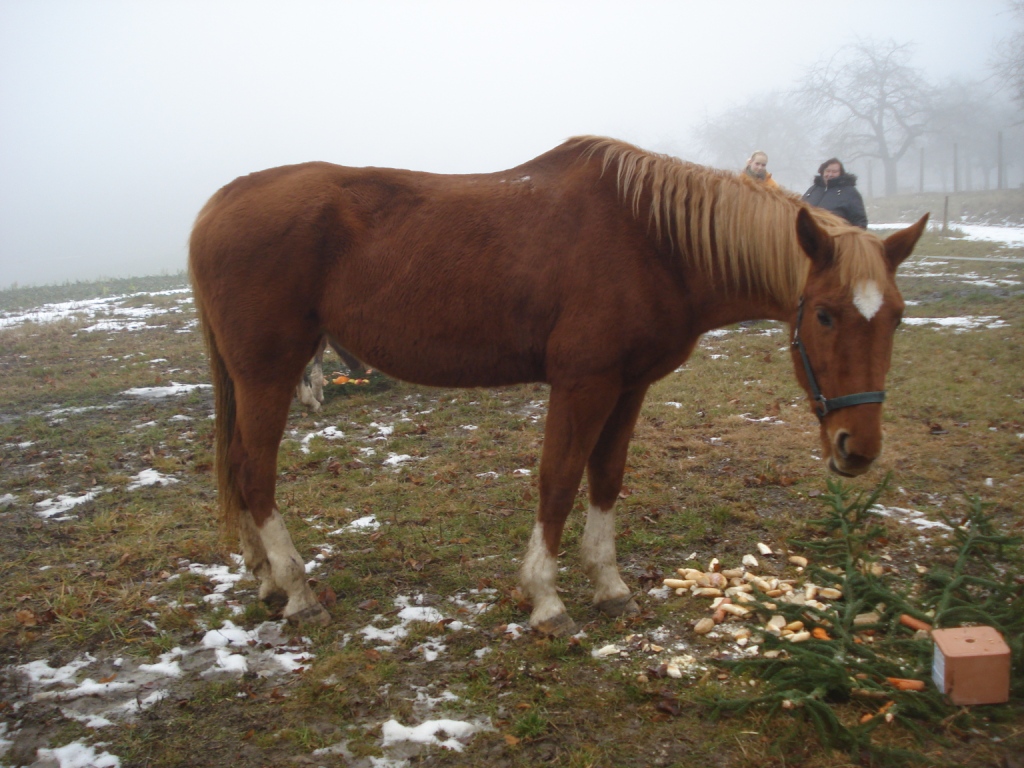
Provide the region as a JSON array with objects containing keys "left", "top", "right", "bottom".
[{"left": 689, "top": 282, "right": 792, "bottom": 335}]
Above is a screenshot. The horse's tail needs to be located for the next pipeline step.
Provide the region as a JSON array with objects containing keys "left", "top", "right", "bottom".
[{"left": 190, "top": 198, "right": 243, "bottom": 542}]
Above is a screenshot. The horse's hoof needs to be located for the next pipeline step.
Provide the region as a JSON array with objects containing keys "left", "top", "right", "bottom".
[
  {"left": 286, "top": 603, "right": 331, "bottom": 626},
  {"left": 596, "top": 594, "right": 640, "bottom": 617},
  {"left": 260, "top": 589, "right": 288, "bottom": 610},
  {"left": 532, "top": 612, "right": 578, "bottom": 637}
]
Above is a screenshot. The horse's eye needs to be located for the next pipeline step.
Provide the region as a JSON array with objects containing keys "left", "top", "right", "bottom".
[{"left": 816, "top": 309, "right": 833, "bottom": 328}]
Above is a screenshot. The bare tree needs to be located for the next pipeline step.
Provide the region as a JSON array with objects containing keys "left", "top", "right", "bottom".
[
  {"left": 926, "top": 79, "right": 1018, "bottom": 191},
  {"left": 800, "top": 40, "right": 932, "bottom": 196},
  {"left": 992, "top": 1, "right": 1024, "bottom": 114},
  {"left": 689, "top": 91, "right": 820, "bottom": 190}
]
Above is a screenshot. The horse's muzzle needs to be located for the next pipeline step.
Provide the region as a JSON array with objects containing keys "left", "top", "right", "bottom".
[{"left": 826, "top": 428, "right": 877, "bottom": 477}]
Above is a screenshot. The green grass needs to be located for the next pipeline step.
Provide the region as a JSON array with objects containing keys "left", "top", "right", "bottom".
[{"left": 0, "top": 272, "right": 190, "bottom": 312}]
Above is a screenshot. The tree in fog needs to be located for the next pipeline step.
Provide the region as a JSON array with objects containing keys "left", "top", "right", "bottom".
[
  {"left": 800, "top": 40, "right": 932, "bottom": 196},
  {"left": 689, "top": 91, "right": 819, "bottom": 190},
  {"left": 992, "top": 1, "right": 1024, "bottom": 112},
  {"left": 926, "top": 79, "right": 1018, "bottom": 191}
]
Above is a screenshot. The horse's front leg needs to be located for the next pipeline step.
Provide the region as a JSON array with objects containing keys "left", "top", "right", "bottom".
[
  {"left": 581, "top": 386, "right": 649, "bottom": 617},
  {"left": 521, "top": 381, "right": 619, "bottom": 636}
]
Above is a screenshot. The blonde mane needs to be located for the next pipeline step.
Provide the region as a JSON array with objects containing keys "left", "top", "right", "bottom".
[{"left": 571, "top": 136, "right": 889, "bottom": 307}]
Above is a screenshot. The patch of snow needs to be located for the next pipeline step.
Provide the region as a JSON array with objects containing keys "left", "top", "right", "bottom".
[
  {"left": 126, "top": 469, "right": 179, "bottom": 490},
  {"left": 903, "top": 315, "right": 1008, "bottom": 332},
  {"left": 380, "top": 717, "right": 488, "bottom": 752},
  {"left": 138, "top": 649, "right": 184, "bottom": 678},
  {"left": 335, "top": 515, "right": 381, "bottom": 534},
  {"left": 34, "top": 489, "right": 107, "bottom": 520},
  {"left": 35, "top": 741, "right": 122, "bottom": 768},
  {"left": 359, "top": 596, "right": 448, "bottom": 651},
  {"left": 17, "top": 656, "right": 97, "bottom": 687},
  {"left": 299, "top": 425, "right": 346, "bottom": 454},
  {"left": 122, "top": 383, "right": 211, "bottom": 399},
  {"left": 871, "top": 505, "right": 952, "bottom": 531},
  {"left": 871, "top": 223, "right": 1024, "bottom": 245},
  {"left": 954, "top": 224, "right": 1024, "bottom": 245},
  {"left": 60, "top": 710, "right": 115, "bottom": 729}
]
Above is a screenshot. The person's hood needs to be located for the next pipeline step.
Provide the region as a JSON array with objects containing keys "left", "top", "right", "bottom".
[{"left": 813, "top": 173, "right": 858, "bottom": 188}]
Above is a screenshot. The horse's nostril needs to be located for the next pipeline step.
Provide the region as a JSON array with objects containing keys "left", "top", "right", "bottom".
[{"left": 835, "top": 431, "right": 851, "bottom": 460}]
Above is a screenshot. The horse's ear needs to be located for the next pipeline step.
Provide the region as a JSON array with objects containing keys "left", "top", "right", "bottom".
[
  {"left": 795, "top": 207, "right": 834, "bottom": 269},
  {"left": 883, "top": 214, "right": 929, "bottom": 270}
]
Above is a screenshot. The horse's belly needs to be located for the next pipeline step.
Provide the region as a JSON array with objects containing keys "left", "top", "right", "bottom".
[{"left": 331, "top": 325, "right": 545, "bottom": 389}]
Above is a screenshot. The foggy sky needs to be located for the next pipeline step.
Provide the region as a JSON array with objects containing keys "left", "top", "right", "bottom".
[{"left": 0, "top": 1, "right": 1010, "bottom": 288}]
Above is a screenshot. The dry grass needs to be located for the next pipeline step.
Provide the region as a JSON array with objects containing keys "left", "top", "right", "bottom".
[{"left": 0, "top": 237, "right": 1022, "bottom": 766}]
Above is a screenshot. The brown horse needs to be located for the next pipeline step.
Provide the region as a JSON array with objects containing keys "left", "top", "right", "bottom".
[{"left": 189, "top": 137, "right": 926, "bottom": 635}]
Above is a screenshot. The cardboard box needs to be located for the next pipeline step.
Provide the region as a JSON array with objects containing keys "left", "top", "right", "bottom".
[{"left": 932, "top": 626, "right": 1011, "bottom": 705}]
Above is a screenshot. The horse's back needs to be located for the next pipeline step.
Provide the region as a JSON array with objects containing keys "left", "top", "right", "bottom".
[{"left": 189, "top": 147, "right": 688, "bottom": 389}]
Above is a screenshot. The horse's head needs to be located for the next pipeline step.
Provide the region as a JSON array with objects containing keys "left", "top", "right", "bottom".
[{"left": 791, "top": 209, "right": 928, "bottom": 477}]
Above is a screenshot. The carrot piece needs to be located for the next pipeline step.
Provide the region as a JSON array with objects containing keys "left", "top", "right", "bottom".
[
  {"left": 899, "top": 614, "right": 932, "bottom": 632},
  {"left": 886, "top": 677, "right": 926, "bottom": 691},
  {"left": 811, "top": 627, "right": 831, "bottom": 640},
  {"left": 859, "top": 700, "right": 895, "bottom": 724}
]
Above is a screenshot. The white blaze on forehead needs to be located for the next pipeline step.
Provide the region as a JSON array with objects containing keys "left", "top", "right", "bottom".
[{"left": 852, "top": 280, "right": 884, "bottom": 321}]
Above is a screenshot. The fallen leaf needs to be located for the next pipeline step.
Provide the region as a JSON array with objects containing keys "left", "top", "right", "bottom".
[
  {"left": 509, "top": 587, "right": 530, "bottom": 612},
  {"left": 317, "top": 585, "right": 337, "bottom": 607},
  {"left": 655, "top": 697, "right": 681, "bottom": 716}
]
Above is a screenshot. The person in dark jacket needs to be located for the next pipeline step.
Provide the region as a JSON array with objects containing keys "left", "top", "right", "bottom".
[{"left": 801, "top": 158, "right": 867, "bottom": 228}]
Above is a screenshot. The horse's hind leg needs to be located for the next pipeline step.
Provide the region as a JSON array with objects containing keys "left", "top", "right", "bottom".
[
  {"left": 581, "top": 386, "right": 649, "bottom": 617},
  {"left": 520, "top": 380, "right": 620, "bottom": 636},
  {"left": 232, "top": 379, "right": 329, "bottom": 624},
  {"left": 326, "top": 336, "right": 365, "bottom": 376}
]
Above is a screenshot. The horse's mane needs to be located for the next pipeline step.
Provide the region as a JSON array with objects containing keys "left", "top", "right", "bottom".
[{"left": 569, "top": 136, "right": 889, "bottom": 306}]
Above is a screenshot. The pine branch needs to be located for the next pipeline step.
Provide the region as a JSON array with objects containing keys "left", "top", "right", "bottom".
[{"left": 702, "top": 476, "right": 1023, "bottom": 764}]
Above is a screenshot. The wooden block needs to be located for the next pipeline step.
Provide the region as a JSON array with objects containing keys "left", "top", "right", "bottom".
[{"left": 932, "top": 626, "right": 1010, "bottom": 706}]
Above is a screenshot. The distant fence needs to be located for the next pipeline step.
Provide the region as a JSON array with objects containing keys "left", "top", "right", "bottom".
[{"left": 865, "top": 189, "right": 1024, "bottom": 226}]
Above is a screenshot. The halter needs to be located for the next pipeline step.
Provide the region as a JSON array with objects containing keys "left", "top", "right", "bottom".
[{"left": 792, "top": 297, "right": 886, "bottom": 421}]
